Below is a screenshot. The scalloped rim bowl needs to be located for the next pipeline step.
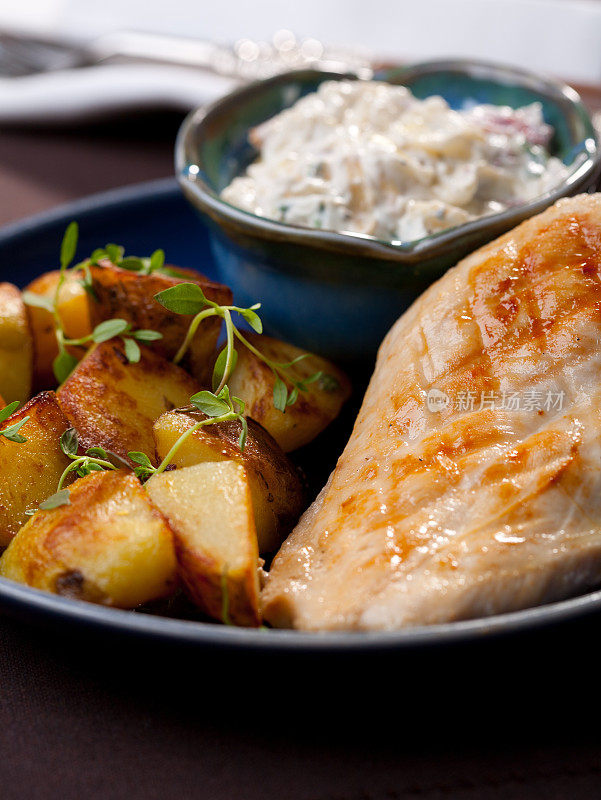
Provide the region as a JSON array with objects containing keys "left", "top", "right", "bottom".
[{"left": 176, "top": 59, "right": 600, "bottom": 265}]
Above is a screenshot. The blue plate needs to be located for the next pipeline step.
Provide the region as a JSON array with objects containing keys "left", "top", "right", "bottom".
[
  {"left": 2, "top": 177, "right": 601, "bottom": 653},
  {"left": 0, "top": 178, "right": 216, "bottom": 287}
]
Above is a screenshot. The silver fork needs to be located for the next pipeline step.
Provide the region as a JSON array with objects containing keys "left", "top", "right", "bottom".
[{"left": 0, "top": 28, "right": 374, "bottom": 80}]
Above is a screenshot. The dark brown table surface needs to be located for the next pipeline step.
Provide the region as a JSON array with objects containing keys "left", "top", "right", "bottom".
[
  {"left": 2, "top": 109, "right": 601, "bottom": 800},
  {"left": 0, "top": 114, "right": 179, "bottom": 227}
]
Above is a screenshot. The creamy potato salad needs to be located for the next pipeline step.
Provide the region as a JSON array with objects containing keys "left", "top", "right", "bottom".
[{"left": 221, "top": 80, "right": 568, "bottom": 242}]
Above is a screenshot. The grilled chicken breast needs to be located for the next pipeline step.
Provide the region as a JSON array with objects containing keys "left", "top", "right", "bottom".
[{"left": 262, "top": 194, "right": 601, "bottom": 630}]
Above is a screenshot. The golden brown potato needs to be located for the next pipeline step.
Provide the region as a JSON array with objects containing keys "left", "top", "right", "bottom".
[
  {"left": 0, "top": 282, "right": 33, "bottom": 404},
  {"left": 0, "top": 391, "right": 73, "bottom": 547},
  {"left": 89, "top": 263, "right": 232, "bottom": 385},
  {"left": 227, "top": 333, "right": 351, "bottom": 451},
  {"left": 24, "top": 270, "right": 91, "bottom": 390},
  {"left": 57, "top": 339, "right": 200, "bottom": 466},
  {"left": 0, "top": 470, "right": 177, "bottom": 608},
  {"left": 153, "top": 407, "right": 304, "bottom": 553},
  {"left": 146, "top": 462, "right": 260, "bottom": 626}
]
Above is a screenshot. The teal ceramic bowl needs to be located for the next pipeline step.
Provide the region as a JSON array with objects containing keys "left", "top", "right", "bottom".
[{"left": 175, "top": 60, "right": 599, "bottom": 363}]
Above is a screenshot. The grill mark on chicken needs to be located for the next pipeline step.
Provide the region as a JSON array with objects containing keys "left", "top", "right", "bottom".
[{"left": 262, "top": 194, "right": 601, "bottom": 630}]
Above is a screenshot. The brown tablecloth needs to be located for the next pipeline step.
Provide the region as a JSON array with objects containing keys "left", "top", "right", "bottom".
[{"left": 2, "top": 113, "right": 601, "bottom": 800}]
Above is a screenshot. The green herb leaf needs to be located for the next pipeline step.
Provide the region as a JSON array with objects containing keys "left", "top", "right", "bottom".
[
  {"left": 212, "top": 346, "right": 238, "bottom": 391},
  {"left": 86, "top": 446, "right": 107, "bottom": 459},
  {"left": 74, "top": 455, "right": 111, "bottom": 478},
  {"left": 238, "top": 416, "right": 248, "bottom": 452},
  {"left": 60, "top": 222, "right": 78, "bottom": 270},
  {"left": 273, "top": 377, "right": 288, "bottom": 413},
  {"left": 128, "top": 451, "right": 156, "bottom": 480},
  {"left": 231, "top": 395, "right": 245, "bottom": 415},
  {"left": 318, "top": 373, "right": 341, "bottom": 392},
  {"left": 21, "top": 291, "right": 55, "bottom": 313},
  {"left": 298, "top": 371, "right": 323, "bottom": 390},
  {"left": 160, "top": 267, "right": 190, "bottom": 279},
  {"left": 277, "top": 353, "right": 311, "bottom": 369},
  {"left": 39, "top": 489, "right": 71, "bottom": 511},
  {"left": 90, "top": 248, "right": 108, "bottom": 264},
  {"left": 128, "top": 451, "right": 153, "bottom": 468},
  {"left": 60, "top": 427, "right": 79, "bottom": 457},
  {"left": 79, "top": 263, "right": 98, "bottom": 301},
  {"left": 132, "top": 329, "right": 163, "bottom": 342},
  {"left": 0, "top": 400, "right": 19, "bottom": 424},
  {"left": 119, "top": 256, "right": 146, "bottom": 271},
  {"left": 104, "top": 243, "right": 124, "bottom": 264},
  {"left": 239, "top": 308, "right": 263, "bottom": 334},
  {"left": 286, "top": 387, "right": 299, "bottom": 406},
  {"left": 0, "top": 416, "right": 29, "bottom": 443},
  {"left": 53, "top": 350, "right": 79, "bottom": 384},
  {"left": 92, "top": 318, "right": 130, "bottom": 343},
  {"left": 149, "top": 249, "right": 165, "bottom": 274},
  {"left": 123, "top": 337, "right": 141, "bottom": 363},
  {"left": 75, "top": 461, "right": 90, "bottom": 478},
  {"left": 154, "top": 283, "right": 210, "bottom": 316},
  {"left": 190, "top": 390, "right": 231, "bottom": 418},
  {"left": 103, "top": 450, "right": 131, "bottom": 470},
  {"left": 217, "top": 384, "right": 231, "bottom": 404}
]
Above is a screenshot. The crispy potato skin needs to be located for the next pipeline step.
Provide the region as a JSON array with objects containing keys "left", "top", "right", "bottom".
[
  {"left": 0, "top": 282, "right": 33, "bottom": 403},
  {"left": 153, "top": 407, "right": 305, "bottom": 553},
  {"left": 146, "top": 462, "right": 260, "bottom": 626},
  {"left": 0, "top": 391, "right": 73, "bottom": 547},
  {"left": 57, "top": 340, "right": 200, "bottom": 466},
  {"left": 24, "top": 270, "right": 91, "bottom": 390},
  {"left": 227, "top": 333, "right": 351, "bottom": 451},
  {"left": 89, "top": 263, "right": 232, "bottom": 385},
  {"left": 0, "top": 470, "right": 177, "bottom": 608}
]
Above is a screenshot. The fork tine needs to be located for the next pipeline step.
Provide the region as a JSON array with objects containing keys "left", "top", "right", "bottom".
[
  {"left": 0, "top": 41, "right": 38, "bottom": 76},
  {"left": 0, "top": 35, "right": 81, "bottom": 76}
]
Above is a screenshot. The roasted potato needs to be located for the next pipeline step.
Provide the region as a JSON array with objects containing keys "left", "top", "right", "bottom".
[
  {"left": 0, "top": 391, "right": 73, "bottom": 547},
  {"left": 146, "top": 462, "right": 260, "bottom": 626},
  {"left": 153, "top": 407, "right": 305, "bottom": 553},
  {"left": 0, "top": 282, "right": 33, "bottom": 404},
  {"left": 89, "top": 263, "right": 232, "bottom": 385},
  {"left": 24, "top": 270, "right": 91, "bottom": 389},
  {"left": 57, "top": 339, "right": 200, "bottom": 466},
  {"left": 0, "top": 470, "right": 177, "bottom": 608},
  {"left": 227, "top": 333, "right": 351, "bottom": 451}
]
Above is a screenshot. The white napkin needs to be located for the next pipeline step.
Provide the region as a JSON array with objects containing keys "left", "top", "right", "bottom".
[
  {"left": 0, "top": 63, "right": 238, "bottom": 124},
  {"left": 1, "top": 0, "right": 600, "bottom": 126}
]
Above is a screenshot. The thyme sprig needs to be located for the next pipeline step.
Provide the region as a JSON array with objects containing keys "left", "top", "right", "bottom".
[
  {"left": 84, "top": 243, "right": 186, "bottom": 278},
  {"left": 0, "top": 401, "right": 29, "bottom": 443},
  {"left": 154, "top": 283, "right": 337, "bottom": 410},
  {"left": 21, "top": 221, "right": 81, "bottom": 383},
  {"left": 62, "top": 318, "right": 162, "bottom": 366},
  {"left": 27, "top": 428, "right": 119, "bottom": 513},
  {"left": 30, "top": 386, "right": 248, "bottom": 516},
  {"left": 129, "top": 386, "right": 248, "bottom": 481},
  {"left": 22, "top": 224, "right": 163, "bottom": 382}
]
